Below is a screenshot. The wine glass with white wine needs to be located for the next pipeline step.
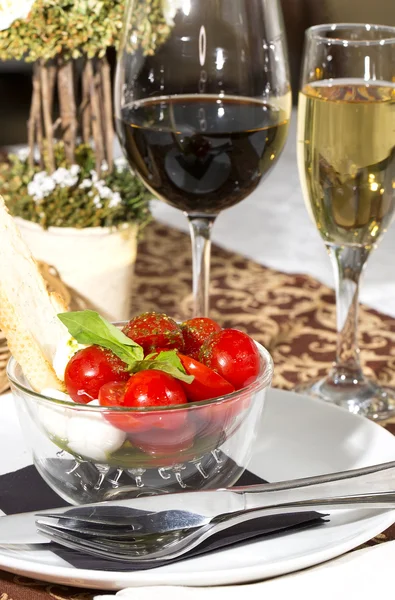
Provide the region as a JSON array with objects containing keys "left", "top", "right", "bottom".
[{"left": 296, "top": 23, "right": 395, "bottom": 420}]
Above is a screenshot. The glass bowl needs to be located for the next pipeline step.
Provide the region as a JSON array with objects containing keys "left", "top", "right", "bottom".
[{"left": 7, "top": 343, "right": 273, "bottom": 505}]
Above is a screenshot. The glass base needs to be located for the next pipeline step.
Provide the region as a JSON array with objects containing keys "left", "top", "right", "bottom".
[{"left": 295, "top": 370, "right": 395, "bottom": 421}]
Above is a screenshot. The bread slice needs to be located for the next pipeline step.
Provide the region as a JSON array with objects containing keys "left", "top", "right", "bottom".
[{"left": 0, "top": 196, "right": 68, "bottom": 391}]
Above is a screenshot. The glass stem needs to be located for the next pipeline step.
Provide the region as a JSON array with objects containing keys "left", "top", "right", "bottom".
[
  {"left": 327, "top": 244, "right": 370, "bottom": 381},
  {"left": 187, "top": 215, "right": 216, "bottom": 317}
]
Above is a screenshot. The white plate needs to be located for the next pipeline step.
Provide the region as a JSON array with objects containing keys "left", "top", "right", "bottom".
[{"left": 1, "top": 388, "right": 395, "bottom": 591}]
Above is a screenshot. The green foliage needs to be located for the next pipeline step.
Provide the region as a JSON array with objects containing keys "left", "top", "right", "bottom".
[
  {"left": 0, "top": 143, "right": 152, "bottom": 229},
  {"left": 0, "top": 0, "right": 172, "bottom": 61},
  {"left": 0, "top": 0, "right": 124, "bottom": 61}
]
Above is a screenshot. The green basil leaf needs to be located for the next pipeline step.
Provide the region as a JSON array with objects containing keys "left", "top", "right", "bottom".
[
  {"left": 135, "top": 350, "right": 194, "bottom": 384},
  {"left": 57, "top": 310, "right": 144, "bottom": 365}
]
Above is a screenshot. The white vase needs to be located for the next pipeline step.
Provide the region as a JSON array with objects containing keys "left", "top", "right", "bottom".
[{"left": 15, "top": 218, "right": 138, "bottom": 322}]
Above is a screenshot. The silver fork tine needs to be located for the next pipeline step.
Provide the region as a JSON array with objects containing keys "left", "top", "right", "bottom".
[
  {"left": 37, "top": 509, "right": 209, "bottom": 535},
  {"left": 37, "top": 512, "right": 151, "bottom": 527},
  {"left": 35, "top": 520, "right": 147, "bottom": 540},
  {"left": 36, "top": 523, "right": 159, "bottom": 560},
  {"left": 36, "top": 523, "right": 149, "bottom": 550}
]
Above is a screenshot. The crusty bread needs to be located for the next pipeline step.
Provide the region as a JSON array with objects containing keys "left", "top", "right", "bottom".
[{"left": 0, "top": 197, "right": 68, "bottom": 391}]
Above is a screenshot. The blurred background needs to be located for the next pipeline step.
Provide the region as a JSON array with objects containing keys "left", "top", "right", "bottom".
[
  {"left": 1, "top": 0, "right": 395, "bottom": 318},
  {"left": 1, "top": 0, "right": 394, "bottom": 146}
]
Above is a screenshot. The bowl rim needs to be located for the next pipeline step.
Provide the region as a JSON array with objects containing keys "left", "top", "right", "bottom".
[
  {"left": 306, "top": 23, "right": 395, "bottom": 46},
  {"left": 6, "top": 342, "right": 273, "bottom": 413}
]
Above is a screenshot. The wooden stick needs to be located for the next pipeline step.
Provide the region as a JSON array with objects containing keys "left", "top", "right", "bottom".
[
  {"left": 47, "top": 62, "right": 57, "bottom": 117},
  {"left": 40, "top": 60, "right": 55, "bottom": 173},
  {"left": 81, "top": 58, "right": 92, "bottom": 144},
  {"left": 99, "top": 56, "right": 114, "bottom": 172},
  {"left": 57, "top": 58, "right": 77, "bottom": 164},
  {"left": 36, "top": 76, "right": 44, "bottom": 170},
  {"left": 90, "top": 60, "right": 104, "bottom": 174},
  {"left": 52, "top": 117, "right": 62, "bottom": 134},
  {"left": 27, "top": 63, "right": 41, "bottom": 168}
]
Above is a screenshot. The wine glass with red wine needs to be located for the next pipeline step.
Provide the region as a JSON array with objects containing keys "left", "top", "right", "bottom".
[{"left": 115, "top": 0, "right": 291, "bottom": 316}]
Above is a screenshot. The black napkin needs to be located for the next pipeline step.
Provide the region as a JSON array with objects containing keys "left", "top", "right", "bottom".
[{"left": 0, "top": 464, "right": 328, "bottom": 571}]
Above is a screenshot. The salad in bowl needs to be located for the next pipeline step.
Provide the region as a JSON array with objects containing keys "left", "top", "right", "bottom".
[{"left": 0, "top": 196, "right": 272, "bottom": 504}]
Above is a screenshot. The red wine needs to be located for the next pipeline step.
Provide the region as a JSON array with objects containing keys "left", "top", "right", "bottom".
[{"left": 117, "top": 94, "right": 290, "bottom": 215}]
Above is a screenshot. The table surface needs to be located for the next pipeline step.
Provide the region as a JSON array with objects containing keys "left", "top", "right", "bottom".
[{"left": 1, "top": 222, "right": 395, "bottom": 599}]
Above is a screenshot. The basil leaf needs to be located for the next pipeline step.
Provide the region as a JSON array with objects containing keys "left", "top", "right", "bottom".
[
  {"left": 58, "top": 310, "right": 144, "bottom": 365},
  {"left": 135, "top": 350, "right": 194, "bottom": 384}
]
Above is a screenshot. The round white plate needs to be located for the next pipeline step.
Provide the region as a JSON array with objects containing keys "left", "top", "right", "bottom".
[{"left": 1, "top": 388, "right": 395, "bottom": 591}]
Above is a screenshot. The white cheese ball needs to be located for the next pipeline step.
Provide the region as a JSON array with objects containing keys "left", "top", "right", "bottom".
[
  {"left": 37, "top": 403, "right": 70, "bottom": 440},
  {"left": 52, "top": 335, "right": 87, "bottom": 381},
  {"left": 67, "top": 412, "right": 126, "bottom": 462}
]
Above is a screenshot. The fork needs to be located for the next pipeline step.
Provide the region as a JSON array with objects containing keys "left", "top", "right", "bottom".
[{"left": 35, "top": 492, "right": 395, "bottom": 562}]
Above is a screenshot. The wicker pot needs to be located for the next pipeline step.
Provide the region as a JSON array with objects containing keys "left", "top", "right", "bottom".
[{"left": 16, "top": 218, "right": 138, "bottom": 321}]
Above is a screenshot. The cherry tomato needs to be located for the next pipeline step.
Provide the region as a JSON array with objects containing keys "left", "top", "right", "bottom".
[
  {"left": 181, "top": 317, "right": 221, "bottom": 359},
  {"left": 192, "top": 395, "right": 242, "bottom": 438},
  {"left": 99, "top": 371, "right": 188, "bottom": 433},
  {"left": 124, "top": 370, "right": 187, "bottom": 409},
  {"left": 122, "top": 312, "right": 184, "bottom": 354},
  {"left": 130, "top": 421, "right": 196, "bottom": 458},
  {"left": 199, "top": 329, "right": 261, "bottom": 390},
  {"left": 65, "top": 346, "right": 129, "bottom": 403},
  {"left": 128, "top": 370, "right": 188, "bottom": 432},
  {"left": 178, "top": 353, "right": 234, "bottom": 402},
  {"left": 98, "top": 381, "right": 146, "bottom": 432}
]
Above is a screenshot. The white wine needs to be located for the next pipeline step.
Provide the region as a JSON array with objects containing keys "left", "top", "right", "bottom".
[{"left": 297, "top": 80, "right": 395, "bottom": 248}]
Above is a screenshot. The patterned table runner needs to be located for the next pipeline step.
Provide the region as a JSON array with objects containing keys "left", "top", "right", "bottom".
[{"left": 1, "top": 221, "right": 395, "bottom": 599}]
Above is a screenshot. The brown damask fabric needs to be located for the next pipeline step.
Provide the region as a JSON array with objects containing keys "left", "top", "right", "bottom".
[
  {"left": 1, "top": 221, "right": 395, "bottom": 599},
  {"left": 132, "top": 223, "right": 395, "bottom": 391}
]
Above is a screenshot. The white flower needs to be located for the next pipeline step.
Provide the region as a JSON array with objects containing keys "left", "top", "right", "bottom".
[
  {"left": 114, "top": 157, "right": 127, "bottom": 173},
  {"left": 27, "top": 171, "right": 56, "bottom": 202},
  {"left": 90, "top": 170, "right": 99, "bottom": 183},
  {"left": 161, "top": 0, "right": 187, "bottom": 27},
  {"left": 0, "top": 0, "right": 35, "bottom": 31},
  {"left": 51, "top": 167, "right": 68, "bottom": 184},
  {"left": 70, "top": 164, "right": 81, "bottom": 177},
  {"left": 79, "top": 178, "right": 92, "bottom": 189},
  {"left": 101, "top": 160, "right": 109, "bottom": 172},
  {"left": 108, "top": 192, "right": 122, "bottom": 209},
  {"left": 17, "top": 147, "right": 30, "bottom": 162},
  {"left": 52, "top": 167, "right": 79, "bottom": 188},
  {"left": 92, "top": 195, "right": 102, "bottom": 208},
  {"left": 96, "top": 183, "right": 113, "bottom": 200},
  {"left": 34, "top": 171, "right": 49, "bottom": 182}
]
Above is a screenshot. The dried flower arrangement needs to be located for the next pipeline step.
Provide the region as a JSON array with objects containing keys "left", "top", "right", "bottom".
[
  {"left": 0, "top": 0, "right": 178, "bottom": 319},
  {"left": 0, "top": 0, "right": 172, "bottom": 229}
]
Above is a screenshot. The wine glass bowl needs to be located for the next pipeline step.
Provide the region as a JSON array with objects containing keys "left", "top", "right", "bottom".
[
  {"left": 296, "top": 23, "right": 395, "bottom": 420},
  {"left": 115, "top": 0, "right": 291, "bottom": 316}
]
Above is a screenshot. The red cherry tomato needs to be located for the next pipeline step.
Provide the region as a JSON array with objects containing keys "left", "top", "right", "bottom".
[
  {"left": 130, "top": 421, "right": 196, "bottom": 458},
  {"left": 199, "top": 329, "right": 261, "bottom": 390},
  {"left": 99, "top": 371, "right": 189, "bottom": 433},
  {"left": 126, "top": 370, "right": 188, "bottom": 431},
  {"left": 181, "top": 317, "right": 221, "bottom": 359},
  {"left": 99, "top": 381, "right": 147, "bottom": 432},
  {"left": 122, "top": 312, "right": 184, "bottom": 354},
  {"left": 65, "top": 346, "right": 129, "bottom": 403},
  {"left": 192, "top": 395, "right": 242, "bottom": 438},
  {"left": 178, "top": 353, "right": 234, "bottom": 402},
  {"left": 124, "top": 370, "right": 187, "bottom": 409}
]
